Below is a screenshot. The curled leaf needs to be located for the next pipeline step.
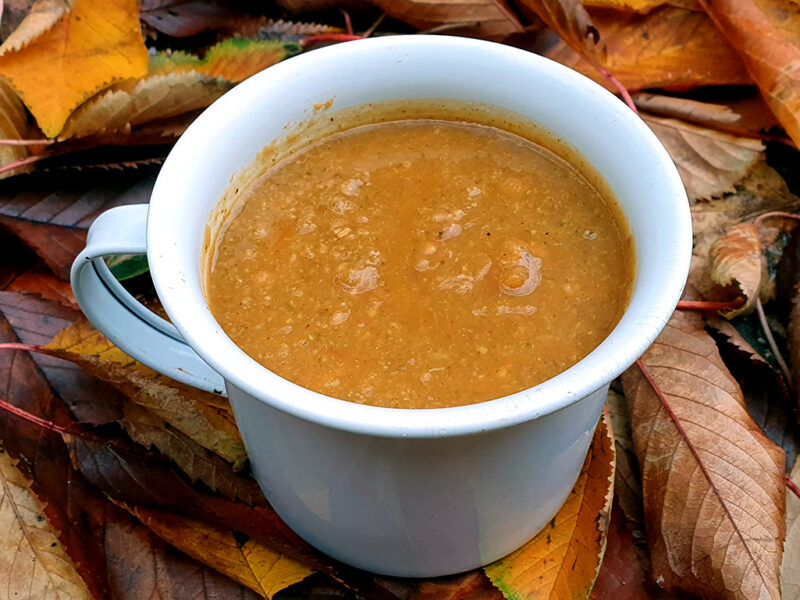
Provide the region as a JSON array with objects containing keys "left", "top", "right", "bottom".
[
  {"left": 621, "top": 311, "right": 785, "bottom": 600},
  {"left": 484, "top": 414, "right": 614, "bottom": 600},
  {"left": 710, "top": 222, "right": 762, "bottom": 317}
]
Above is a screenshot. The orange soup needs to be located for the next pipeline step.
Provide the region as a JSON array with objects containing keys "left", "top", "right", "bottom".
[{"left": 206, "top": 119, "right": 634, "bottom": 408}]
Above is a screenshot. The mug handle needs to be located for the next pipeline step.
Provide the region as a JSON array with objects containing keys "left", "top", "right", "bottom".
[{"left": 71, "top": 204, "right": 227, "bottom": 395}]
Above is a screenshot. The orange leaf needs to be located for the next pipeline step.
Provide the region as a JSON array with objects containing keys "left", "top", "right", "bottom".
[
  {"left": 484, "top": 414, "right": 614, "bottom": 599},
  {"left": 545, "top": 7, "right": 752, "bottom": 92},
  {"left": 710, "top": 223, "right": 762, "bottom": 317},
  {"left": 517, "top": 0, "right": 603, "bottom": 57},
  {"left": 621, "top": 311, "right": 785, "bottom": 600},
  {"left": 0, "top": 0, "right": 148, "bottom": 137},
  {"left": 369, "top": 0, "right": 523, "bottom": 38},
  {"left": 582, "top": 0, "right": 699, "bottom": 13},
  {"left": 698, "top": 0, "right": 800, "bottom": 148}
]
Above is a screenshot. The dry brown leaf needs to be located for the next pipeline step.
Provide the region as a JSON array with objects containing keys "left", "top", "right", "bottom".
[
  {"left": 119, "top": 402, "right": 262, "bottom": 505},
  {"left": 484, "top": 414, "right": 614, "bottom": 599},
  {"left": 545, "top": 7, "right": 751, "bottom": 92},
  {"left": 516, "top": 0, "right": 603, "bottom": 56},
  {"left": 790, "top": 290, "right": 800, "bottom": 412},
  {"left": 605, "top": 389, "right": 643, "bottom": 528},
  {"left": 60, "top": 71, "right": 231, "bottom": 139},
  {"left": 582, "top": 0, "right": 699, "bottom": 13},
  {"left": 621, "top": 310, "right": 785, "bottom": 600},
  {"left": 119, "top": 501, "right": 312, "bottom": 599},
  {"left": 709, "top": 223, "right": 762, "bottom": 317},
  {"left": 0, "top": 0, "right": 71, "bottom": 54},
  {"left": 782, "top": 461, "right": 800, "bottom": 600},
  {"left": 643, "top": 115, "right": 764, "bottom": 201},
  {"left": 0, "top": 0, "right": 148, "bottom": 137},
  {"left": 689, "top": 162, "right": 800, "bottom": 300},
  {"left": 45, "top": 317, "right": 247, "bottom": 468},
  {"left": 0, "top": 80, "right": 32, "bottom": 177},
  {"left": 0, "top": 447, "right": 92, "bottom": 600},
  {"left": 699, "top": 0, "right": 800, "bottom": 148},
  {"left": 369, "top": 0, "right": 523, "bottom": 38}
]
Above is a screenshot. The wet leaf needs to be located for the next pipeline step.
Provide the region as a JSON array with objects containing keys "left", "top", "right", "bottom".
[
  {"left": 605, "top": 390, "right": 643, "bottom": 529},
  {"left": 0, "top": 446, "right": 92, "bottom": 600},
  {"left": 783, "top": 461, "right": 800, "bottom": 600},
  {"left": 369, "top": 0, "right": 523, "bottom": 38},
  {"left": 699, "top": 0, "right": 800, "bottom": 148},
  {"left": 46, "top": 317, "right": 247, "bottom": 467},
  {"left": 0, "top": 0, "right": 149, "bottom": 137},
  {"left": 545, "top": 7, "right": 751, "bottom": 92},
  {"left": 0, "top": 168, "right": 157, "bottom": 279},
  {"left": 621, "top": 310, "right": 785, "bottom": 600},
  {"left": 643, "top": 115, "right": 764, "bottom": 201},
  {"left": 60, "top": 70, "right": 231, "bottom": 139},
  {"left": 119, "top": 501, "right": 312, "bottom": 598},
  {"left": 709, "top": 223, "right": 762, "bottom": 317},
  {"left": 140, "top": 0, "right": 242, "bottom": 38},
  {"left": 484, "top": 415, "right": 614, "bottom": 600}
]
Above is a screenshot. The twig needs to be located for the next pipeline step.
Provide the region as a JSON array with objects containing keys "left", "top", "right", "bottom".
[
  {"left": 0, "top": 154, "right": 46, "bottom": 175},
  {"left": 677, "top": 300, "right": 744, "bottom": 312},
  {"left": 755, "top": 297, "right": 793, "bottom": 384},
  {"left": 0, "top": 397, "right": 67, "bottom": 433},
  {"left": 419, "top": 21, "right": 478, "bottom": 34},
  {"left": 788, "top": 474, "right": 800, "bottom": 500},
  {"left": 754, "top": 211, "right": 800, "bottom": 227},
  {"left": 299, "top": 34, "right": 363, "bottom": 49},
  {"left": 0, "top": 138, "right": 55, "bottom": 146},
  {"left": 362, "top": 12, "right": 385, "bottom": 38},
  {"left": 339, "top": 8, "right": 353, "bottom": 36}
]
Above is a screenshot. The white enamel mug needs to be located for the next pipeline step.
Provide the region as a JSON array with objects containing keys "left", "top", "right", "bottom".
[{"left": 71, "top": 36, "right": 691, "bottom": 577}]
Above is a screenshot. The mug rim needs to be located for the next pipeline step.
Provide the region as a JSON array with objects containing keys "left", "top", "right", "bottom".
[{"left": 147, "top": 35, "right": 691, "bottom": 438}]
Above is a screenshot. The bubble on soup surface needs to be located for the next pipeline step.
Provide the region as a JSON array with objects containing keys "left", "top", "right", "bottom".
[{"left": 499, "top": 239, "right": 541, "bottom": 297}]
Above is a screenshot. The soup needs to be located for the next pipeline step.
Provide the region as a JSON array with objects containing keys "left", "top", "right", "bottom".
[{"left": 206, "top": 119, "right": 634, "bottom": 409}]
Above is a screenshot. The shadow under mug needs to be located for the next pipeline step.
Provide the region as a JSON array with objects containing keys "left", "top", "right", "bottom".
[{"left": 71, "top": 36, "right": 691, "bottom": 577}]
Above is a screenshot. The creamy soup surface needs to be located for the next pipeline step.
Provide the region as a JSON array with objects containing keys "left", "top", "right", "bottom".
[{"left": 206, "top": 119, "right": 634, "bottom": 409}]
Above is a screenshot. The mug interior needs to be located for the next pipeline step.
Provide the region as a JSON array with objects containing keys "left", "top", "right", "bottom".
[{"left": 147, "top": 35, "right": 691, "bottom": 437}]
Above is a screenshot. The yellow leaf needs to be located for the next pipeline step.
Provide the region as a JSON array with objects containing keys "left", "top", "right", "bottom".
[
  {"left": 0, "top": 447, "right": 92, "bottom": 600},
  {"left": 710, "top": 223, "right": 762, "bottom": 317},
  {"left": 45, "top": 318, "right": 248, "bottom": 468},
  {"left": 119, "top": 501, "right": 312, "bottom": 599},
  {"left": 484, "top": 415, "right": 614, "bottom": 600},
  {"left": 60, "top": 71, "right": 232, "bottom": 138},
  {"left": 0, "top": 0, "right": 148, "bottom": 137}
]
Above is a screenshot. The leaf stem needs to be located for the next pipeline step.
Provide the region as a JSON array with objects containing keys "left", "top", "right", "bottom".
[
  {"left": 363, "top": 12, "right": 386, "bottom": 38},
  {"left": 0, "top": 397, "right": 67, "bottom": 433},
  {"left": 591, "top": 63, "right": 639, "bottom": 114},
  {"left": 788, "top": 475, "right": 800, "bottom": 500},
  {"left": 0, "top": 342, "right": 42, "bottom": 352},
  {"left": 0, "top": 138, "right": 55, "bottom": 146},
  {"left": 753, "top": 211, "right": 800, "bottom": 227},
  {"left": 755, "top": 297, "right": 792, "bottom": 385},
  {"left": 0, "top": 154, "right": 46, "bottom": 176},
  {"left": 339, "top": 8, "right": 354, "bottom": 36},
  {"left": 299, "top": 34, "right": 364, "bottom": 49},
  {"left": 677, "top": 300, "right": 743, "bottom": 311}
]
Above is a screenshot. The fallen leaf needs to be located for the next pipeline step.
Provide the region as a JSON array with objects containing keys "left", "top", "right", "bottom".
[
  {"left": 698, "top": 0, "right": 800, "bottom": 148},
  {"left": 140, "top": 0, "right": 241, "bottom": 37},
  {"left": 582, "top": 0, "right": 699, "bottom": 13},
  {"left": 0, "top": 0, "right": 149, "bottom": 137},
  {"left": 516, "top": 0, "right": 603, "bottom": 57},
  {"left": 368, "top": 0, "right": 523, "bottom": 38},
  {"left": 0, "top": 0, "right": 38, "bottom": 43},
  {"left": 605, "top": 389, "right": 644, "bottom": 529},
  {"left": 0, "top": 168, "right": 157, "bottom": 279},
  {"left": 0, "top": 81, "right": 32, "bottom": 177},
  {"left": 5, "top": 267, "right": 77, "bottom": 308},
  {"left": 643, "top": 115, "right": 764, "bottom": 201},
  {"left": 589, "top": 501, "right": 648, "bottom": 600},
  {"left": 790, "top": 289, "right": 800, "bottom": 414},
  {"left": 46, "top": 317, "right": 247, "bottom": 467},
  {"left": 119, "top": 501, "right": 312, "bottom": 598},
  {"left": 689, "top": 162, "right": 800, "bottom": 301},
  {"left": 545, "top": 7, "right": 751, "bottom": 92},
  {"left": 707, "top": 317, "right": 798, "bottom": 469},
  {"left": 220, "top": 18, "right": 342, "bottom": 42},
  {"left": 632, "top": 93, "right": 783, "bottom": 141},
  {"left": 709, "top": 223, "right": 762, "bottom": 317},
  {"left": 621, "top": 310, "right": 785, "bottom": 600},
  {"left": 484, "top": 414, "right": 614, "bottom": 600},
  {"left": 60, "top": 71, "right": 231, "bottom": 139},
  {"left": 119, "top": 401, "right": 263, "bottom": 505},
  {"left": 275, "top": 0, "right": 374, "bottom": 14},
  {"left": 782, "top": 461, "right": 800, "bottom": 600},
  {"left": 0, "top": 0, "right": 71, "bottom": 54},
  {"left": 150, "top": 38, "right": 301, "bottom": 83},
  {"left": 105, "top": 507, "right": 262, "bottom": 600},
  {"left": 0, "top": 235, "right": 38, "bottom": 290},
  {"left": 0, "top": 446, "right": 92, "bottom": 600}
]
